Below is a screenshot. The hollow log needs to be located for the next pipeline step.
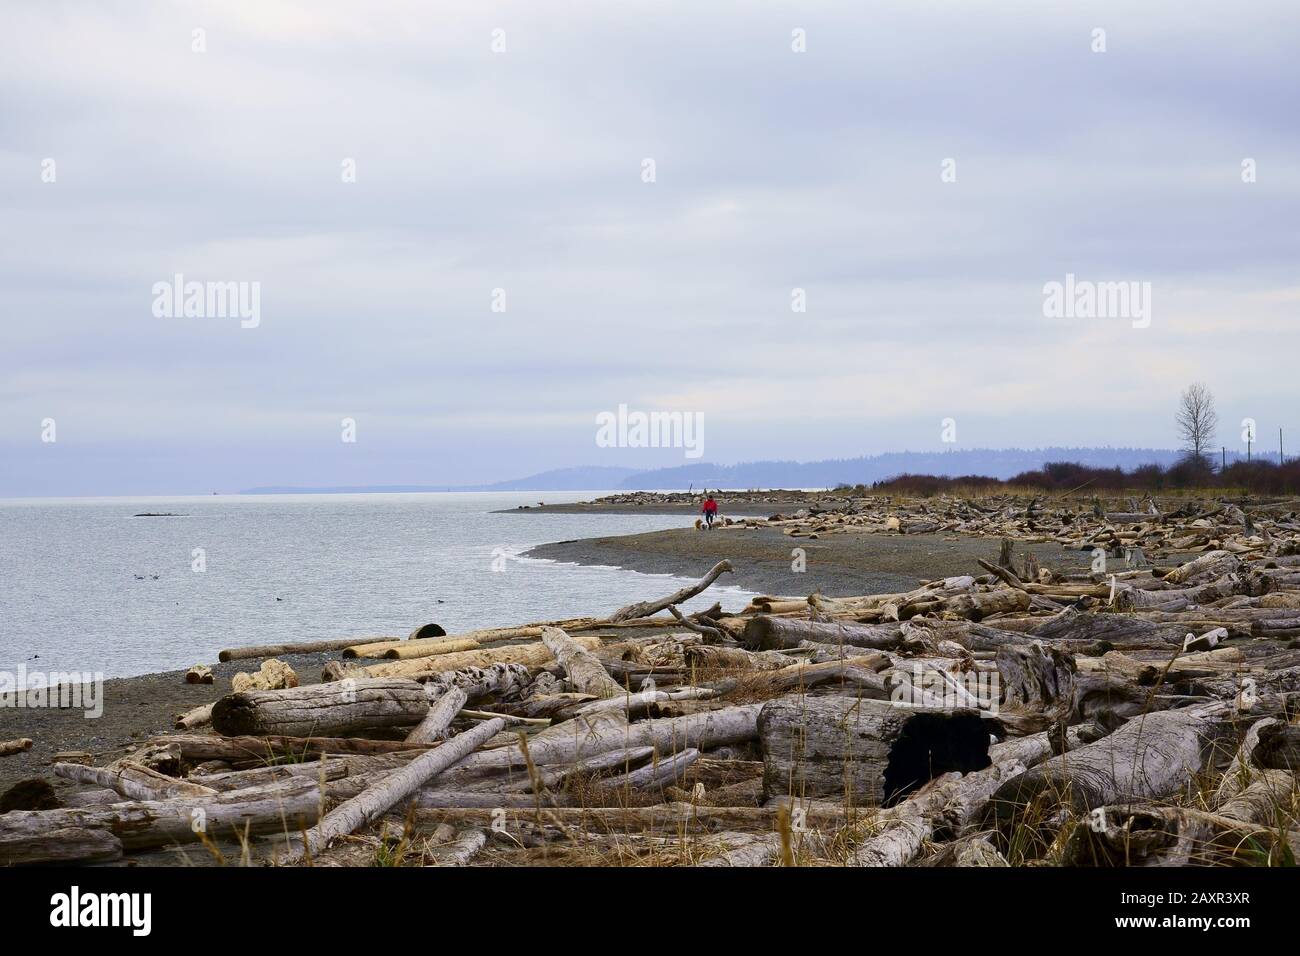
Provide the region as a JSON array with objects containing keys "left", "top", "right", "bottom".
[
  {"left": 759, "top": 695, "right": 993, "bottom": 806},
  {"left": 211, "top": 677, "right": 430, "bottom": 738},
  {"left": 542, "top": 626, "right": 623, "bottom": 698},
  {"left": 608, "top": 560, "right": 733, "bottom": 623}
]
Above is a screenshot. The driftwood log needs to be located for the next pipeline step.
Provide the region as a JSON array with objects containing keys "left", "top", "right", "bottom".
[
  {"left": 211, "top": 677, "right": 430, "bottom": 737},
  {"left": 759, "top": 695, "right": 993, "bottom": 805},
  {"left": 608, "top": 560, "right": 733, "bottom": 623}
]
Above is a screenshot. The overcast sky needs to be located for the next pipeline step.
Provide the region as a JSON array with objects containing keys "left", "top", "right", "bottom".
[{"left": 2, "top": 1, "right": 1298, "bottom": 496}]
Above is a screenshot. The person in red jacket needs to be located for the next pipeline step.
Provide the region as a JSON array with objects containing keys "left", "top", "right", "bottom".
[{"left": 701, "top": 494, "right": 719, "bottom": 529}]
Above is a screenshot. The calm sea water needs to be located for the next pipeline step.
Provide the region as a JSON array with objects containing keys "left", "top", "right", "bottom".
[{"left": 0, "top": 492, "right": 755, "bottom": 679}]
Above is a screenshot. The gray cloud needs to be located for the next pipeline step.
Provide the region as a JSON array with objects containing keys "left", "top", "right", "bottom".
[{"left": 1, "top": 0, "right": 1297, "bottom": 495}]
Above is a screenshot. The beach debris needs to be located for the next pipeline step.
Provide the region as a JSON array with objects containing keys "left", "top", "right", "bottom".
[
  {"left": 185, "top": 664, "right": 214, "bottom": 684},
  {"left": 0, "top": 739, "right": 33, "bottom": 758},
  {"left": 230, "top": 657, "right": 298, "bottom": 693},
  {"left": 11, "top": 494, "right": 1300, "bottom": 867}
]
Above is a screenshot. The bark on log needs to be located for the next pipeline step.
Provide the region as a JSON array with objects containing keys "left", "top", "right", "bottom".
[
  {"left": 211, "top": 678, "right": 430, "bottom": 738},
  {"left": 759, "top": 696, "right": 993, "bottom": 805},
  {"left": 285, "top": 718, "right": 504, "bottom": 862},
  {"left": 52, "top": 761, "right": 217, "bottom": 801},
  {"left": 541, "top": 626, "right": 623, "bottom": 698},
  {"left": 608, "top": 560, "right": 733, "bottom": 623}
]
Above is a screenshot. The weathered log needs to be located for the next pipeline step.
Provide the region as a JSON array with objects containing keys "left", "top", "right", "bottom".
[
  {"left": 597, "top": 748, "right": 700, "bottom": 792},
  {"left": 445, "top": 704, "right": 763, "bottom": 778},
  {"left": 219, "top": 637, "right": 381, "bottom": 662},
  {"left": 1164, "top": 550, "right": 1240, "bottom": 585},
  {"left": 0, "top": 778, "right": 321, "bottom": 855},
  {"left": 0, "top": 827, "right": 124, "bottom": 866},
  {"left": 542, "top": 626, "right": 623, "bottom": 698},
  {"left": 185, "top": 664, "right": 214, "bottom": 684},
  {"left": 412, "top": 801, "right": 851, "bottom": 833},
  {"left": 0, "top": 738, "right": 34, "bottom": 757},
  {"left": 404, "top": 687, "right": 468, "bottom": 745},
  {"left": 696, "top": 832, "right": 781, "bottom": 867},
  {"left": 851, "top": 760, "right": 1027, "bottom": 866},
  {"left": 285, "top": 718, "right": 505, "bottom": 862},
  {"left": 608, "top": 560, "right": 733, "bottom": 623},
  {"left": 759, "top": 695, "right": 993, "bottom": 805},
  {"left": 150, "top": 732, "right": 431, "bottom": 767},
  {"left": 683, "top": 645, "right": 795, "bottom": 671},
  {"left": 52, "top": 761, "right": 217, "bottom": 801},
  {"left": 175, "top": 702, "right": 214, "bottom": 730},
  {"left": 341, "top": 635, "right": 602, "bottom": 681},
  {"left": 231, "top": 658, "right": 299, "bottom": 693},
  {"left": 987, "top": 701, "right": 1247, "bottom": 823},
  {"left": 429, "top": 827, "right": 488, "bottom": 865},
  {"left": 211, "top": 677, "right": 430, "bottom": 737},
  {"left": 743, "top": 617, "right": 903, "bottom": 651}
]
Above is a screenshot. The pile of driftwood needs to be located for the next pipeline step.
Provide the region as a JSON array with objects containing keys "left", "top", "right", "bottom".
[
  {"left": 707, "top": 492, "right": 1300, "bottom": 562},
  {"left": 5, "top": 516, "right": 1300, "bottom": 867}
]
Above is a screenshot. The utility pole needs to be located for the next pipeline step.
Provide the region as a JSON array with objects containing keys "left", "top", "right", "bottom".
[
  {"left": 1222, "top": 446, "right": 1226, "bottom": 471},
  {"left": 1281, "top": 428, "right": 1285, "bottom": 465}
]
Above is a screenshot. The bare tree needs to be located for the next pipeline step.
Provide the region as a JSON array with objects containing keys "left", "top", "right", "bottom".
[{"left": 1176, "top": 382, "right": 1218, "bottom": 465}]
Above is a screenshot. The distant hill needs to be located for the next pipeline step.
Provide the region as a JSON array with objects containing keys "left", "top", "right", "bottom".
[
  {"left": 241, "top": 449, "right": 1193, "bottom": 494},
  {"left": 241, "top": 465, "right": 641, "bottom": 495},
  {"left": 617, "top": 447, "right": 1191, "bottom": 490}
]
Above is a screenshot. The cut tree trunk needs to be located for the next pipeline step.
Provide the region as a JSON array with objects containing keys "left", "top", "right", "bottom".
[{"left": 211, "top": 678, "right": 430, "bottom": 738}]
